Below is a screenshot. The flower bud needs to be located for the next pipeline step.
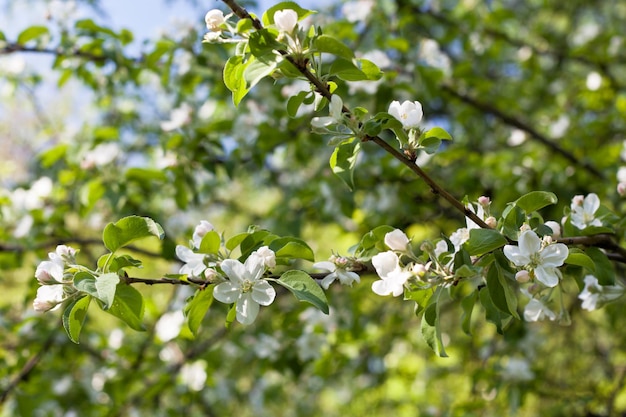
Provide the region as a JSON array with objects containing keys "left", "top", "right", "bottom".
[
  {"left": 544, "top": 221, "right": 561, "bottom": 238},
  {"left": 572, "top": 194, "right": 584, "bottom": 206},
  {"left": 516, "top": 270, "right": 530, "bottom": 283},
  {"left": 485, "top": 216, "right": 497, "bottom": 228},
  {"left": 388, "top": 100, "right": 423, "bottom": 130},
  {"left": 412, "top": 263, "right": 428, "bottom": 277},
  {"left": 618, "top": 182, "right": 626, "bottom": 197},
  {"left": 204, "top": 268, "right": 218, "bottom": 283},
  {"left": 478, "top": 196, "right": 491, "bottom": 207},
  {"left": 35, "top": 260, "right": 64, "bottom": 284},
  {"left": 274, "top": 9, "right": 298, "bottom": 33},
  {"left": 384, "top": 229, "right": 410, "bottom": 251},
  {"left": 205, "top": 9, "right": 225, "bottom": 31}
]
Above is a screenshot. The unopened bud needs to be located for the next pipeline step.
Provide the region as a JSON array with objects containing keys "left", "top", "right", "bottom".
[
  {"left": 516, "top": 270, "right": 531, "bottom": 283},
  {"left": 618, "top": 182, "right": 626, "bottom": 197},
  {"left": 204, "top": 268, "right": 218, "bottom": 283},
  {"left": 544, "top": 221, "right": 561, "bottom": 238},
  {"left": 478, "top": 196, "right": 491, "bottom": 207},
  {"left": 485, "top": 216, "right": 497, "bottom": 228}
]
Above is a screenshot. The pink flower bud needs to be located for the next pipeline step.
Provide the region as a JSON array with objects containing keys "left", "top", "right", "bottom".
[
  {"left": 485, "top": 216, "right": 497, "bottom": 228},
  {"left": 516, "top": 270, "right": 530, "bottom": 283},
  {"left": 618, "top": 182, "right": 626, "bottom": 197},
  {"left": 572, "top": 195, "right": 584, "bottom": 206},
  {"left": 478, "top": 196, "right": 491, "bottom": 207}
]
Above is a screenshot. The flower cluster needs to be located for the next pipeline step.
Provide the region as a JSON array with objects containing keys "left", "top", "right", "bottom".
[
  {"left": 33, "top": 245, "right": 78, "bottom": 312},
  {"left": 313, "top": 254, "right": 360, "bottom": 289}
]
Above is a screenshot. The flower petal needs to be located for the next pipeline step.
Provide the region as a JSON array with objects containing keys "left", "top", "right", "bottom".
[
  {"left": 320, "top": 272, "right": 337, "bottom": 289},
  {"left": 534, "top": 265, "right": 559, "bottom": 287},
  {"left": 313, "top": 261, "right": 336, "bottom": 273},
  {"left": 213, "top": 281, "right": 240, "bottom": 304},
  {"left": 251, "top": 281, "right": 276, "bottom": 306},
  {"left": 503, "top": 245, "right": 529, "bottom": 266},
  {"left": 236, "top": 293, "right": 259, "bottom": 325},
  {"left": 517, "top": 230, "right": 541, "bottom": 257},
  {"left": 540, "top": 243, "right": 568, "bottom": 267},
  {"left": 372, "top": 251, "right": 400, "bottom": 278},
  {"left": 372, "top": 279, "right": 391, "bottom": 296},
  {"left": 220, "top": 259, "right": 245, "bottom": 285},
  {"left": 583, "top": 193, "right": 600, "bottom": 215}
]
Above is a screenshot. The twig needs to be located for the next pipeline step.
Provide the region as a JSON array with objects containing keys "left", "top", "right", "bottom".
[{"left": 0, "top": 238, "right": 161, "bottom": 258}]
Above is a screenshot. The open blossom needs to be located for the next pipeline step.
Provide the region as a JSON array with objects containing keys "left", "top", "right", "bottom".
[
  {"left": 388, "top": 100, "right": 423, "bottom": 130},
  {"left": 524, "top": 298, "right": 557, "bottom": 322},
  {"left": 252, "top": 246, "right": 276, "bottom": 268},
  {"left": 213, "top": 254, "right": 276, "bottom": 325},
  {"left": 384, "top": 229, "right": 410, "bottom": 251},
  {"left": 570, "top": 193, "right": 602, "bottom": 229},
  {"left": 311, "top": 95, "right": 343, "bottom": 128},
  {"left": 176, "top": 245, "right": 207, "bottom": 277},
  {"left": 205, "top": 9, "right": 225, "bottom": 31},
  {"left": 33, "top": 284, "right": 66, "bottom": 312},
  {"left": 192, "top": 220, "right": 215, "bottom": 248},
  {"left": 578, "top": 275, "right": 624, "bottom": 311},
  {"left": 371, "top": 251, "right": 412, "bottom": 297},
  {"left": 35, "top": 245, "right": 77, "bottom": 284},
  {"left": 313, "top": 257, "right": 360, "bottom": 289},
  {"left": 503, "top": 230, "right": 568, "bottom": 287},
  {"left": 274, "top": 9, "right": 298, "bottom": 33}
]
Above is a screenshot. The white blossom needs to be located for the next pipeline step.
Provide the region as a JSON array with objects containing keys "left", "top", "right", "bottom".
[
  {"left": 155, "top": 310, "right": 185, "bottom": 342},
  {"left": 175, "top": 245, "right": 207, "bottom": 277},
  {"left": 371, "top": 251, "right": 411, "bottom": 297},
  {"left": 213, "top": 255, "right": 276, "bottom": 325},
  {"left": 179, "top": 361, "right": 207, "bottom": 391},
  {"left": 503, "top": 230, "right": 568, "bottom": 287},
  {"left": 205, "top": 9, "right": 225, "bottom": 31},
  {"left": 384, "top": 229, "right": 410, "bottom": 251},
  {"left": 578, "top": 275, "right": 624, "bottom": 311},
  {"left": 80, "top": 142, "right": 121, "bottom": 168},
  {"left": 570, "top": 193, "right": 602, "bottom": 229},
  {"left": 524, "top": 298, "right": 557, "bottom": 322},
  {"left": 274, "top": 9, "right": 298, "bottom": 33},
  {"left": 388, "top": 100, "right": 423, "bottom": 130},
  {"left": 33, "top": 284, "right": 66, "bottom": 312},
  {"left": 311, "top": 95, "right": 343, "bottom": 128},
  {"left": 313, "top": 259, "right": 360, "bottom": 289},
  {"left": 544, "top": 221, "right": 561, "bottom": 238}
]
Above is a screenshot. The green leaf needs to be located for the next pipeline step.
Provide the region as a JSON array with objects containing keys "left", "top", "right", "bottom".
[
  {"left": 199, "top": 231, "right": 221, "bottom": 255},
  {"left": 270, "top": 237, "right": 315, "bottom": 262},
  {"left": 95, "top": 273, "right": 120, "bottom": 309},
  {"left": 479, "top": 286, "right": 511, "bottom": 334},
  {"left": 184, "top": 285, "right": 215, "bottom": 337},
  {"left": 514, "top": 191, "right": 558, "bottom": 214},
  {"left": 125, "top": 168, "right": 168, "bottom": 183},
  {"left": 486, "top": 262, "right": 519, "bottom": 319},
  {"left": 74, "top": 272, "right": 99, "bottom": 298},
  {"left": 17, "top": 26, "right": 49, "bottom": 45},
  {"left": 39, "top": 143, "right": 68, "bottom": 168},
  {"left": 355, "top": 225, "right": 395, "bottom": 257},
  {"left": 105, "top": 254, "right": 143, "bottom": 273},
  {"left": 359, "top": 59, "right": 383, "bottom": 80},
  {"left": 287, "top": 90, "right": 312, "bottom": 118},
  {"left": 565, "top": 248, "right": 596, "bottom": 272},
  {"left": 466, "top": 228, "right": 508, "bottom": 256},
  {"left": 244, "top": 58, "right": 277, "bottom": 90},
  {"left": 423, "top": 127, "right": 453, "bottom": 141},
  {"left": 106, "top": 284, "right": 145, "bottom": 331},
  {"left": 225, "top": 303, "right": 237, "bottom": 328},
  {"left": 223, "top": 55, "right": 252, "bottom": 106},
  {"left": 405, "top": 288, "right": 434, "bottom": 316},
  {"left": 226, "top": 233, "right": 250, "bottom": 251},
  {"left": 276, "top": 270, "right": 329, "bottom": 314},
  {"left": 102, "top": 216, "right": 164, "bottom": 253},
  {"left": 461, "top": 291, "right": 478, "bottom": 335},
  {"left": 63, "top": 296, "right": 91, "bottom": 344},
  {"left": 586, "top": 247, "right": 615, "bottom": 285},
  {"left": 502, "top": 204, "right": 525, "bottom": 240},
  {"left": 248, "top": 29, "right": 283, "bottom": 61},
  {"left": 420, "top": 293, "right": 448, "bottom": 357},
  {"left": 329, "top": 58, "right": 369, "bottom": 81},
  {"left": 330, "top": 139, "right": 360, "bottom": 191},
  {"left": 314, "top": 35, "right": 355, "bottom": 60},
  {"left": 419, "top": 136, "right": 441, "bottom": 154}
]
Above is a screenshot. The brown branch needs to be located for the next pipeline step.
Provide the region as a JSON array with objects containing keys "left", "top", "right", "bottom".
[
  {"left": 0, "top": 238, "right": 161, "bottom": 258},
  {"left": 441, "top": 84, "right": 605, "bottom": 180},
  {"left": 557, "top": 234, "right": 626, "bottom": 263}
]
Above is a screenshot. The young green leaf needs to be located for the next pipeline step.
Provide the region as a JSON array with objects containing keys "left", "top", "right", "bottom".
[
  {"left": 63, "top": 296, "right": 91, "bottom": 344},
  {"left": 276, "top": 270, "right": 329, "bottom": 314},
  {"left": 421, "top": 296, "right": 448, "bottom": 357},
  {"left": 514, "top": 191, "right": 558, "bottom": 214},
  {"left": 106, "top": 284, "right": 145, "bottom": 331},
  {"left": 199, "top": 231, "right": 221, "bottom": 255},
  {"left": 466, "top": 228, "right": 508, "bottom": 256},
  {"left": 184, "top": 285, "right": 215, "bottom": 337},
  {"left": 313, "top": 35, "right": 355, "bottom": 60},
  {"left": 17, "top": 26, "right": 49, "bottom": 45},
  {"left": 102, "top": 216, "right": 164, "bottom": 253},
  {"left": 330, "top": 139, "right": 360, "bottom": 191},
  {"left": 270, "top": 237, "right": 315, "bottom": 262},
  {"left": 95, "top": 272, "right": 120, "bottom": 309}
]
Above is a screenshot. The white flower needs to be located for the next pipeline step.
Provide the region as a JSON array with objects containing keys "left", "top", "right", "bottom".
[
  {"left": 205, "top": 9, "right": 225, "bottom": 31},
  {"left": 35, "top": 259, "right": 64, "bottom": 284},
  {"left": 55, "top": 244, "right": 77, "bottom": 262},
  {"left": 384, "top": 229, "right": 410, "bottom": 251},
  {"left": 80, "top": 143, "right": 121, "bottom": 168},
  {"left": 252, "top": 246, "right": 276, "bottom": 268},
  {"left": 578, "top": 275, "right": 624, "bottom": 311},
  {"left": 503, "top": 230, "right": 568, "bottom": 287},
  {"left": 524, "top": 298, "right": 557, "bottom": 322},
  {"left": 388, "top": 100, "right": 423, "bottom": 130},
  {"left": 192, "top": 220, "right": 215, "bottom": 248},
  {"left": 33, "top": 284, "right": 66, "bottom": 312},
  {"left": 544, "top": 221, "right": 561, "bottom": 238},
  {"left": 313, "top": 259, "right": 360, "bottom": 289},
  {"left": 311, "top": 95, "right": 343, "bottom": 128},
  {"left": 155, "top": 310, "right": 185, "bottom": 342},
  {"left": 570, "top": 193, "right": 602, "bottom": 229},
  {"left": 213, "top": 256, "right": 276, "bottom": 325},
  {"left": 179, "top": 360, "right": 207, "bottom": 392},
  {"left": 618, "top": 182, "right": 626, "bottom": 197},
  {"left": 274, "top": 9, "right": 298, "bottom": 33},
  {"left": 175, "top": 245, "right": 207, "bottom": 277},
  {"left": 449, "top": 228, "right": 470, "bottom": 252},
  {"left": 371, "top": 251, "right": 411, "bottom": 297}
]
